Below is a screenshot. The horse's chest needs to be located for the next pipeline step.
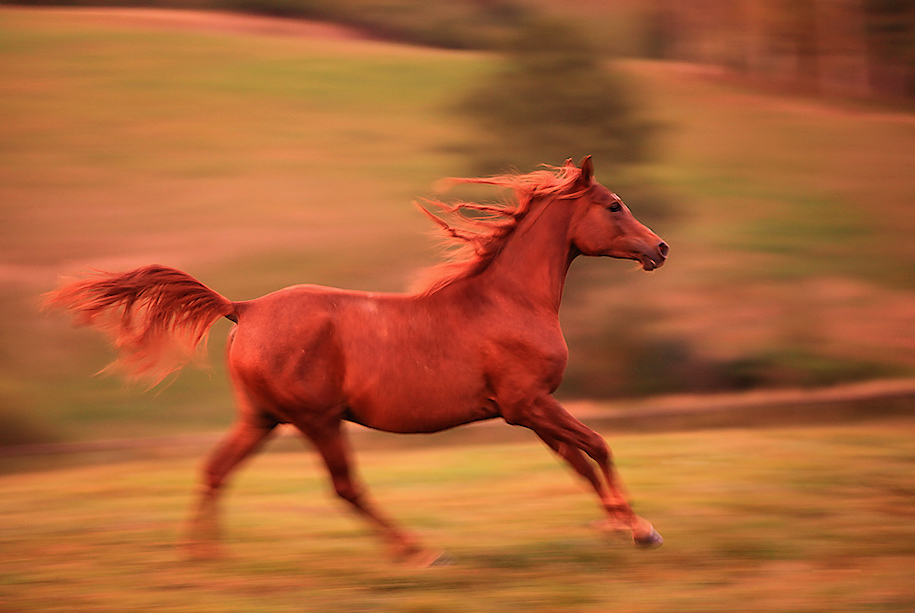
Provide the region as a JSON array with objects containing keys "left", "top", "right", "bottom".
[{"left": 481, "top": 322, "right": 569, "bottom": 397}]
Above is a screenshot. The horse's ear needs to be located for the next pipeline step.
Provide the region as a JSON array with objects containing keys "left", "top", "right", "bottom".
[{"left": 577, "top": 155, "right": 594, "bottom": 185}]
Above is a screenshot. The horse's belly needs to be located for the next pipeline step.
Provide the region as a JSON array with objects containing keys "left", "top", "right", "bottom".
[
  {"left": 344, "top": 367, "right": 496, "bottom": 434},
  {"left": 347, "top": 401, "right": 499, "bottom": 434}
]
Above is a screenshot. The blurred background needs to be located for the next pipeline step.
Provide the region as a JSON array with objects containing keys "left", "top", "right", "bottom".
[
  {"left": 2, "top": 3, "right": 915, "bottom": 611},
  {"left": 1, "top": 0, "right": 914, "bottom": 444}
]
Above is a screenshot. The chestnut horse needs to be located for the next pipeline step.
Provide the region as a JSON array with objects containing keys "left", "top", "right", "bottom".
[{"left": 46, "top": 157, "right": 668, "bottom": 563}]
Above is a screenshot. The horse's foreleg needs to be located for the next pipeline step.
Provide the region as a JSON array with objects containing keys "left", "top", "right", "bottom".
[
  {"left": 183, "top": 418, "right": 276, "bottom": 557},
  {"left": 304, "top": 422, "right": 441, "bottom": 565},
  {"left": 537, "top": 432, "right": 605, "bottom": 493},
  {"left": 536, "top": 433, "right": 633, "bottom": 530},
  {"left": 515, "top": 399, "right": 662, "bottom": 547}
]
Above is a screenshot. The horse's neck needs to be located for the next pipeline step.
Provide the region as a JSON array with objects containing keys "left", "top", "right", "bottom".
[{"left": 477, "top": 197, "right": 574, "bottom": 313}]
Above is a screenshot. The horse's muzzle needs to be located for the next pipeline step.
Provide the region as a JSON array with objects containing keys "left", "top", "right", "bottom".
[{"left": 639, "top": 241, "right": 669, "bottom": 271}]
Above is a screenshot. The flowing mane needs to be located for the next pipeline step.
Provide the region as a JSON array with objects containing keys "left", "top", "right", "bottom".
[{"left": 414, "top": 161, "right": 585, "bottom": 295}]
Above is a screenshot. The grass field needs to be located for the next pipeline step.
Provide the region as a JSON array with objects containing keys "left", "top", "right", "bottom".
[
  {"left": 2, "top": 418, "right": 914, "bottom": 612},
  {"left": 1, "top": 8, "right": 913, "bottom": 611},
  {"left": 1, "top": 8, "right": 914, "bottom": 434}
]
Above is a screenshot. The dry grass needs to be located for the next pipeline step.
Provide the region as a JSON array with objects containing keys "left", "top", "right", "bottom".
[{"left": 1, "top": 418, "right": 914, "bottom": 611}]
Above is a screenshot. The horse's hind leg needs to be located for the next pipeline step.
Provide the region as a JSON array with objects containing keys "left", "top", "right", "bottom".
[
  {"left": 183, "top": 416, "right": 277, "bottom": 557},
  {"left": 300, "top": 420, "right": 441, "bottom": 565}
]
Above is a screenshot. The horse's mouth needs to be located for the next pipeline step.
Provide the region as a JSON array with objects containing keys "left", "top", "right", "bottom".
[
  {"left": 638, "top": 255, "right": 665, "bottom": 271},
  {"left": 636, "top": 241, "right": 669, "bottom": 271}
]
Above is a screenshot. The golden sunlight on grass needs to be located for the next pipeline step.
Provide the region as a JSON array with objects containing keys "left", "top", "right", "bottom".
[{"left": 2, "top": 419, "right": 914, "bottom": 612}]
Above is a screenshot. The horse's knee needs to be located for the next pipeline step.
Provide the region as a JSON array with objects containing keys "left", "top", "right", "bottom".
[
  {"left": 551, "top": 426, "right": 611, "bottom": 467},
  {"left": 581, "top": 435, "right": 612, "bottom": 467},
  {"left": 597, "top": 438, "right": 612, "bottom": 462}
]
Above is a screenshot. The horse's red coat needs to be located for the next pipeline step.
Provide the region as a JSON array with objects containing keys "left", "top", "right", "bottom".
[{"left": 46, "top": 157, "right": 668, "bottom": 559}]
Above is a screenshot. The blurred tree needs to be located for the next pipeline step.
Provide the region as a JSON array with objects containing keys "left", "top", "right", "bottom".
[
  {"left": 639, "top": 0, "right": 913, "bottom": 100},
  {"left": 864, "top": 0, "right": 915, "bottom": 95},
  {"left": 768, "top": 0, "right": 823, "bottom": 88},
  {"left": 456, "top": 17, "right": 657, "bottom": 173}
]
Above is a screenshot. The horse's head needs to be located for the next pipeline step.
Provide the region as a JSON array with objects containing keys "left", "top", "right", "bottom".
[{"left": 567, "top": 156, "right": 668, "bottom": 271}]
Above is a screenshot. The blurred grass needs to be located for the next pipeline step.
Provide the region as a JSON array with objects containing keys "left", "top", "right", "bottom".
[
  {"left": 2, "top": 8, "right": 912, "bottom": 612},
  {"left": 1, "top": 8, "right": 914, "bottom": 444},
  {"left": 636, "top": 66, "right": 915, "bottom": 289},
  {"left": 1, "top": 418, "right": 914, "bottom": 611}
]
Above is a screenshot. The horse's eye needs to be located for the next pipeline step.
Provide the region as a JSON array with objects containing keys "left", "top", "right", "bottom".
[{"left": 608, "top": 202, "right": 622, "bottom": 212}]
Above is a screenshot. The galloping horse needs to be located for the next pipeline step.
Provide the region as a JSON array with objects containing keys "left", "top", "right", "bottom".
[{"left": 46, "top": 157, "right": 669, "bottom": 563}]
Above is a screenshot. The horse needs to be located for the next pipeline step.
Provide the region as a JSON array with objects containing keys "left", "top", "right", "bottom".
[{"left": 45, "top": 156, "right": 669, "bottom": 564}]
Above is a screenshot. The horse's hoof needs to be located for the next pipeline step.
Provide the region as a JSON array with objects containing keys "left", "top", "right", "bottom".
[
  {"left": 429, "top": 551, "right": 457, "bottom": 566},
  {"left": 403, "top": 549, "right": 455, "bottom": 568},
  {"left": 633, "top": 527, "right": 663, "bottom": 549}
]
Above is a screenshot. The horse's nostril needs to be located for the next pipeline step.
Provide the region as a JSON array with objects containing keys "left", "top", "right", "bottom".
[{"left": 658, "top": 242, "right": 669, "bottom": 258}]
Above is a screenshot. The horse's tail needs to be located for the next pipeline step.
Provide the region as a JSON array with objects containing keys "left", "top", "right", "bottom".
[{"left": 43, "top": 264, "right": 237, "bottom": 385}]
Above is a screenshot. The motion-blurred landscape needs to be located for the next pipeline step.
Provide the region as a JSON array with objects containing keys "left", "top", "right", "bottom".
[{"left": 1, "top": 1, "right": 914, "bottom": 610}]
